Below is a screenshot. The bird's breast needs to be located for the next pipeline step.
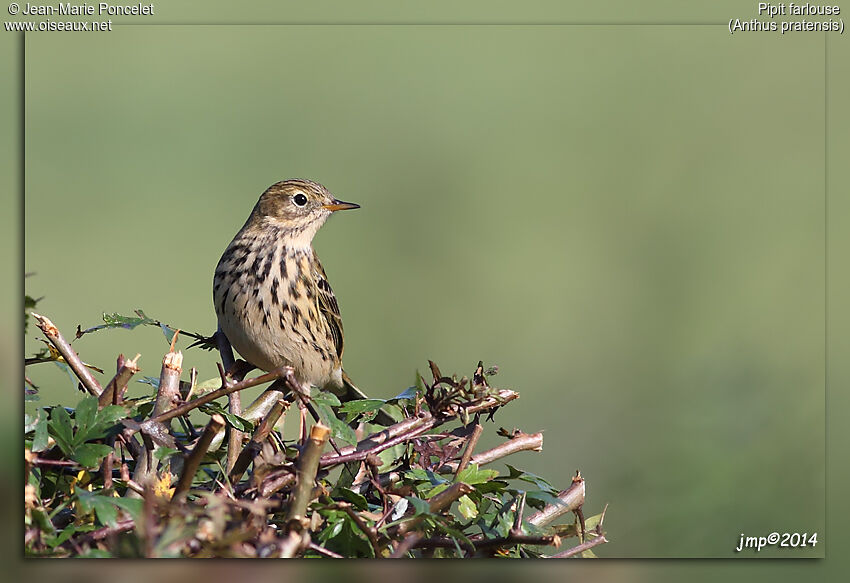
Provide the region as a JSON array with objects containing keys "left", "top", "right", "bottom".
[{"left": 213, "top": 234, "right": 339, "bottom": 386}]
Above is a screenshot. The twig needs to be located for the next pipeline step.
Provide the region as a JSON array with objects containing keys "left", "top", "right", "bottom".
[
  {"left": 172, "top": 414, "right": 225, "bottom": 500},
  {"left": 102, "top": 354, "right": 129, "bottom": 489},
  {"left": 148, "top": 366, "right": 293, "bottom": 425},
  {"left": 323, "top": 500, "right": 383, "bottom": 558},
  {"left": 152, "top": 347, "right": 182, "bottom": 418},
  {"left": 98, "top": 354, "right": 140, "bottom": 408},
  {"left": 461, "top": 431, "right": 543, "bottom": 469},
  {"left": 319, "top": 390, "right": 518, "bottom": 470},
  {"left": 102, "top": 451, "right": 114, "bottom": 490},
  {"left": 134, "top": 349, "right": 183, "bottom": 487},
  {"left": 227, "top": 397, "right": 289, "bottom": 485},
  {"left": 28, "top": 458, "right": 80, "bottom": 468},
  {"left": 454, "top": 423, "right": 483, "bottom": 478},
  {"left": 526, "top": 472, "right": 585, "bottom": 527},
  {"left": 308, "top": 541, "right": 343, "bottom": 558},
  {"left": 258, "top": 472, "right": 296, "bottom": 497},
  {"left": 320, "top": 417, "right": 433, "bottom": 467},
  {"left": 390, "top": 482, "right": 476, "bottom": 557},
  {"left": 32, "top": 313, "right": 102, "bottom": 396},
  {"left": 389, "top": 533, "right": 420, "bottom": 558},
  {"left": 324, "top": 414, "right": 432, "bottom": 459},
  {"left": 227, "top": 390, "right": 243, "bottom": 473},
  {"left": 513, "top": 492, "right": 527, "bottom": 533},
  {"left": 279, "top": 530, "right": 311, "bottom": 558},
  {"left": 413, "top": 533, "right": 558, "bottom": 552},
  {"left": 547, "top": 535, "right": 609, "bottom": 558},
  {"left": 216, "top": 328, "right": 244, "bottom": 473},
  {"left": 78, "top": 519, "right": 136, "bottom": 543},
  {"left": 286, "top": 423, "right": 330, "bottom": 529},
  {"left": 215, "top": 327, "right": 237, "bottom": 372},
  {"left": 428, "top": 482, "right": 475, "bottom": 514},
  {"left": 395, "top": 481, "right": 475, "bottom": 555}
]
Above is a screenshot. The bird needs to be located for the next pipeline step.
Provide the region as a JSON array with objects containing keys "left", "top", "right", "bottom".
[{"left": 213, "top": 178, "right": 394, "bottom": 425}]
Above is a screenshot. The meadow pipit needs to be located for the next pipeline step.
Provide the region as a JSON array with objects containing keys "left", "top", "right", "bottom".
[{"left": 213, "top": 179, "right": 392, "bottom": 424}]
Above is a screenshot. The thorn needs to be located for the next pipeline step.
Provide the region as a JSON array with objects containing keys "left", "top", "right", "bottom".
[{"left": 169, "top": 329, "right": 181, "bottom": 352}]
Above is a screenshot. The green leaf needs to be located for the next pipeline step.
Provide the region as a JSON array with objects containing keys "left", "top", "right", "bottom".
[
  {"left": 25, "top": 294, "right": 40, "bottom": 309},
  {"left": 199, "top": 403, "right": 254, "bottom": 432},
  {"left": 154, "top": 446, "right": 180, "bottom": 462},
  {"left": 525, "top": 490, "right": 570, "bottom": 509},
  {"left": 406, "top": 496, "right": 431, "bottom": 516},
  {"left": 187, "top": 376, "right": 224, "bottom": 398},
  {"left": 583, "top": 512, "right": 604, "bottom": 533},
  {"left": 24, "top": 294, "right": 40, "bottom": 333},
  {"left": 433, "top": 520, "right": 475, "bottom": 553},
  {"left": 48, "top": 406, "right": 74, "bottom": 455},
  {"left": 337, "top": 398, "right": 387, "bottom": 413},
  {"left": 28, "top": 507, "right": 56, "bottom": 535},
  {"left": 336, "top": 487, "right": 369, "bottom": 511},
  {"left": 455, "top": 464, "right": 499, "bottom": 485},
  {"left": 52, "top": 361, "right": 80, "bottom": 391},
  {"left": 312, "top": 390, "right": 342, "bottom": 408},
  {"left": 421, "top": 482, "right": 450, "bottom": 498},
  {"left": 505, "top": 464, "right": 558, "bottom": 494},
  {"left": 160, "top": 323, "right": 177, "bottom": 344},
  {"left": 485, "top": 495, "right": 518, "bottom": 538},
  {"left": 86, "top": 405, "right": 128, "bottom": 439},
  {"left": 337, "top": 399, "right": 386, "bottom": 423},
  {"left": 314, "top": 402, "right": 356, "bottom": 445},
  {"left": 92, "top": 498, "right": 118, "bottom": 527},
  {"left": 137, "top": 376, "right": 160, "bottom": 389},
  {"left": 458, "top": 494, "right": 478, "bottom": 519},
  {"left": 334, "top": 461, "right": 359, "bottom": 491},
  {"left": 111, "top": 497, "right": 144, "bottom": 521},
  {"left": 495, "top": 507, "right": 514, "bottom": 538},
  {"left": 317, "top": 511, "right": 345, "bottom": 542},
  {"left": 405, "top": 468, "right": 447, "bottom": 485},
  {"left": 473, "top": 480, "right": 508, "bottom": 495},
  {"left": 72, "top": 443, "right": 114, "bottom": 468},
  {"left": 46, "top": 524, "right": 77, "bottom": 549},
  {"left": 72, "top": 396, "right": 99, "bottom": 444},
  {"left": 375, "top": 443, "right": 406, "bottom": 472},
  {"left": 331, "top": 518, "right": 374, "bottom": 558},
  {"left": 24, "top": 412, "right": 38, "bottom": 432},
  {"left": 96, "top": 311, "right": 155, "bottom": 334},
  {"left": 32, "top": 410, "right": 49, "bottom": 452},
  {"left": 388, "top": 386, "right": 419, "bottom": 402},
  {"left": 68, "top": 402, "right": 127, "bottom": 447},
  {"left": 75, "top": 489, "right": 118, "bottom": 526}
]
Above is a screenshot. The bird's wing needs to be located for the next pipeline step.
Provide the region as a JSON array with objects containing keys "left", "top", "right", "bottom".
[{"left": 311, "top": 250, "right": 344, "bottom": 359}]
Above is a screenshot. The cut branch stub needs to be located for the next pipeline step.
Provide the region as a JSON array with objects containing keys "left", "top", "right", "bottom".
[{"left": 32, "top": 313, "right": 102, "bottom": 396}]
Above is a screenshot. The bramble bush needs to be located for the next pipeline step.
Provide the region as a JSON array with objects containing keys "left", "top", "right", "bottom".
[{"left": 24, "top": 299, "right": 607, "bottom": 558}]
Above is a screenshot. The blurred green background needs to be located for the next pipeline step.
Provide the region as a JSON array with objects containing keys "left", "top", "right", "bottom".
[{"left": 13, "top": 3, "right": 841, "bottom": 565}]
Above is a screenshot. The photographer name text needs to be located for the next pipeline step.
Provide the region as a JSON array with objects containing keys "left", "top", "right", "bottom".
[{"left": 18, "top": 2, "right": 153, "bottom": 16}]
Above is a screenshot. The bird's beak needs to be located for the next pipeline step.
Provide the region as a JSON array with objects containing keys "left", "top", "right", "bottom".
[{"left": 323, "top": 199, "right": 360, "bottom": 212}]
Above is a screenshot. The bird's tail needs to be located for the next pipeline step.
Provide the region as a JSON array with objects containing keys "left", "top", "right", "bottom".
[{"left": 340, "top": 370, "right": 397, "bottom": 426}]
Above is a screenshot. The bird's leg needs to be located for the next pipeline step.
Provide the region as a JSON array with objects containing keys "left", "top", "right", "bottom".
[
  {"left": 216, "top": 328, "right": 254, "bottom": 472},
  {"left": 298, "top": 398, "right": 308, "bottom": 444}
]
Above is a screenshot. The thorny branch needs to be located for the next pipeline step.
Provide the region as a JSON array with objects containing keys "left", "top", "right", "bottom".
[
  {"left": 173, "top": 414, "right": 225, "bottom": 500},
  {"left": 32, "top": 313, "right": 102, "bottom": 396},
  {"left": 24, "top": 312, "right": 607, "bottom": 558},
  {"left": 97, "top": 353, "right": 140, "bottom": 408}
]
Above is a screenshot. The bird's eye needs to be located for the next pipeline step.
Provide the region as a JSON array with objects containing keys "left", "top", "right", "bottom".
[{"left": 293, "top": 193, "right": 308, "bottom": 207}]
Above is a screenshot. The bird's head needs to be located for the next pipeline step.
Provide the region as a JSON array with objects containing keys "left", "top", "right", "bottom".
[{"left": 251, "top": 179, "right": 359, "bottom": 246}]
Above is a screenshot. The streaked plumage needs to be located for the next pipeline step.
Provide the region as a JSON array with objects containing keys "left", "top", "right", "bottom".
[{"left": 213, "top": 179, "right": 391, "bottom": 423}]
